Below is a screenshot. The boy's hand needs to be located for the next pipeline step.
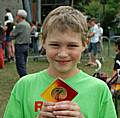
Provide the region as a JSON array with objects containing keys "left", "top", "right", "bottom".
[
  {"left": 37, "top": 101, "right": 84, "bottom": 118},
  {"left": 52, "top": 101, "right": 84, "bottom": 118}
]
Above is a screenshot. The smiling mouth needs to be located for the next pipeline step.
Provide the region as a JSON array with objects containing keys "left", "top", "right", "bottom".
[
  {"left": 55, "top": 60, "right": 71, "bottom": 65},
  {"left": 56, "top": 60, "right": 71, "bottom": 62}
]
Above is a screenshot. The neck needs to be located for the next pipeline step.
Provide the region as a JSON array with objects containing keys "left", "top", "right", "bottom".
[{"left": 47, "top": 68, "right": 80, "bottom": 80}]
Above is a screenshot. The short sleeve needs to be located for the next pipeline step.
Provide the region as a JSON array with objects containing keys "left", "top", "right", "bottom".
[
  {"left": 99, "top": 85, "right": 117, "bottom": 118},
  {"left": 3, "top": 94, "right": 23, "bottom": 118},
  {"left": 3, "top": 78, "right": 25, "bottom": 118}
]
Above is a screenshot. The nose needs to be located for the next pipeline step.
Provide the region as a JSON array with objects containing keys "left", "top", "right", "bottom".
[{"left": 57, "top": 47, "right": 68, "bottom": 58}]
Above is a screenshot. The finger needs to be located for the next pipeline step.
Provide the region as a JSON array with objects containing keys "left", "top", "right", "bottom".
[
  {"left": 53, "top": 111, "right": 85, "bottom": 118},
  {"left": 43, "top": 105, "right": 55, "bottom": 112},
  {"left": 39, "top": 111, "right": 56, "bottom": 118},
  {"left": 44, "top": 102, "right": 56, "bottom": 106},
  {"left": 55, "top": 101, "right": 74, "bottom": 105},
  {"left": 56, "top": 116, "right": 75, "bottom": 118},
  {"left": 53, "top": 102, "right": 80, "bottom": 111},
  {"left": 42, "top": 102, "right": 55, "bottom": 112},
  {"left": 53, "top": 110, "right": 81, "bottom": 117},
  {"left": 55, "top": 101, "right": 78, "bottom": 106},
  {"left": 56, "top": 116, "right": 83, "bottom": 118}
]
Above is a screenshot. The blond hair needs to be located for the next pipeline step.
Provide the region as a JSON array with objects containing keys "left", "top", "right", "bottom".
[{"left": 42, "top": 6, "right": 88, "bottom": 43}]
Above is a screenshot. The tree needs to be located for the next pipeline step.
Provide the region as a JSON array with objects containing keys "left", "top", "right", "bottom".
[
  {"left": 84, "top": 1, "right": 102, "bottom": 22},
  {"left": 74, "top": 0, "right": 91, "bottom": 12},
  {"left": 84, "top": 0, "right": 120, "bottom": 35},
  {"left": 74, "top": 0, "right": 120, "bottom": 36}
]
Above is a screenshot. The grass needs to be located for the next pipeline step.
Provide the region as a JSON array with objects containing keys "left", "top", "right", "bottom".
[
  {"left": 0, "top": 60, "right": 48, "bottom": 118},
  {"left": 0, "top": 40, "right": 120, "bottom": 117}
]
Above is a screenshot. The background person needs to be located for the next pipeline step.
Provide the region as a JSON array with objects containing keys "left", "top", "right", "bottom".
[
  {"left": 87, "top": 18, "right": 99, "bottom": 67},
  {"left": 3, "top": 6, "right": 117, "bottom": 118},
  {"left": 112, "top": 39, "right": 120, "bottom": 79},
  {"left": 11, "top": 9, "right": 31, "bottom": 77},
  {"left": 0, "top": 21, "right": 5, "bottom": 68},
  {"left": 5, "top": 8, "right": 14, "bottom": 23},
  {"left": 97, "top": 23, "right": 103, "bottom": 54},
  {"left": 4, "top": 15, "right": 15, "bottom": 62},
  {"left": 30, "top": 20, "right": 39, "bottom": 55}
]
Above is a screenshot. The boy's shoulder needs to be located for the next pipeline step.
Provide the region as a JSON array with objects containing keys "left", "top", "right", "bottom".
[
  {"left": 16, "top": 70, "right": 47, "bottom": 86},
  {"left": 70, "top": 71, "right": 109, "bottom": 94},
  {"left": 81, "top": 70, "right": 108, "bottom": 86}
]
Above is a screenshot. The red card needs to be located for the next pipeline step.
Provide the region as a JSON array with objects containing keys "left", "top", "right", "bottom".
[{"left": 41, "top": 77, "right": 78, "bottom": 102}]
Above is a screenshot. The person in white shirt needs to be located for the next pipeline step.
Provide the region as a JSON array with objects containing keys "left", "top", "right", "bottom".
[
  {"left": 97, "top": 23, "right": 103, "bottom": 53},
  {"left": 5, "top": 8, "right": 14, "bottom": 23},
  {"left": 97, "top": 23, "right": 103, "bottom": 39},
  {"left": 87, "top": 18, "right": 99, "bottom": 67}
]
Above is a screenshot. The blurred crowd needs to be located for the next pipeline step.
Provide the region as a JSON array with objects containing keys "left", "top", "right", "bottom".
[
  {"left": 0, "top": 8, "right": 44, "bottom": 77},
  {"left": 0, "top": 8, "right": 104, "bottom": 77}
]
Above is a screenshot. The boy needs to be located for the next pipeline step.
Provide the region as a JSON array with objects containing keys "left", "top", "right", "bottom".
[{"left": 3, "top": 6, "right": 117, "bottom": 118}]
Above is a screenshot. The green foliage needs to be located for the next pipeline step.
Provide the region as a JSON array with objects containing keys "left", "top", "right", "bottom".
[
  {"left": 103, "top": 1, "right": 120, "bottom": 35},
  {"left": 84, "top": 1, "right": 102, "bottom": 22},
  {"left": 103, "top": 3, "right": 118, "bottom": 26},
  {"left": 74, "top": 0, "right": 120, "bottom": 35},
  {"left": 74, "top": 0, "right": 91, "bottom": 12}
]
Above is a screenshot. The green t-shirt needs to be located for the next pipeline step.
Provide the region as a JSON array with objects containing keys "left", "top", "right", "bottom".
[{"left": 3, "top": 70, "right": 117, "bottom": 118}]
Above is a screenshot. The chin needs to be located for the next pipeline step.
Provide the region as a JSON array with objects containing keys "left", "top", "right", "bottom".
[
  {"left": 55, "top": 67, "right": 74, "bottom": 73},
  {"left": 57, "top": 70, "right": 70, "bottom": 73}
]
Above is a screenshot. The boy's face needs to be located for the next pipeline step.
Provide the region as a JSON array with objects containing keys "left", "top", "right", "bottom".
[{"left": 43, "top": 30, "right": 85, "bottom": 75}]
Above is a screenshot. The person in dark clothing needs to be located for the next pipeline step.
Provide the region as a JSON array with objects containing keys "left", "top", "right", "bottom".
[
  {"left": 112, "top": 39, "right": 120, "bottom": 78},
  {"left": 4, "top": 15, "right": 14, "bottom": 62},
  {"left": 11, "top": 9, "right": 31, "bottom": 77}
]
